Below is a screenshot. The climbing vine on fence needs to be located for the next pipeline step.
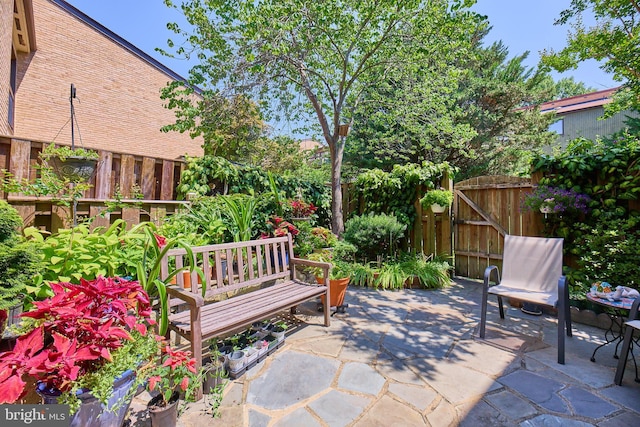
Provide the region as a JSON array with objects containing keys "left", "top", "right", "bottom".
[
  {"left": 353, "top": 162, "right": 453, "bottom": 226},
  {"left": 531, "top": 133, "right": 640, "bottom": 297}
]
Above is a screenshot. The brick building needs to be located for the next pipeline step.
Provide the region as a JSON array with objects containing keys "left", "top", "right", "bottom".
[{"left": 0, "top": 0, "right": 202, "bottom": 160}]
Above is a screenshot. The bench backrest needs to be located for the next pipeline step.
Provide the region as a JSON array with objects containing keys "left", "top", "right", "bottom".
[
  {"left": 501, "top": 235, "right": 563, "bottom": 293},
  {"left": 160, "top": 235, "right": 295, "bottom": 301}
]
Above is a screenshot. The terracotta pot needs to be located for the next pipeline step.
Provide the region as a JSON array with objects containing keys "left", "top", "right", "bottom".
[{"left": 317, "top": 277, "right": 349, "bottom": 307}]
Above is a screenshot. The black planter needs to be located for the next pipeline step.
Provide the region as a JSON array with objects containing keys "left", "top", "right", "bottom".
[
  {"left": 202, "top": 356, "right": 226, "bottom": 394},
  {"left": 148, "top": 391, "right": 179, "bottom": 427},
  {"left": 48, "top": 155, "right": 98, "bottom": 181}
]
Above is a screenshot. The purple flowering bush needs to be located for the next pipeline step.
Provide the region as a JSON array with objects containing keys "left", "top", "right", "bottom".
[{"left": 522, "top": 186, "right": 591, "bottom": 214}]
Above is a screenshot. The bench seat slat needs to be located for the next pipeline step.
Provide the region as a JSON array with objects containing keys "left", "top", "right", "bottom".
[
  {"left": 169, "top": 280, "right": 326, "bottom": 337},
  {"left": 160, "top": 235, "right": 331, "bottom": 400}
]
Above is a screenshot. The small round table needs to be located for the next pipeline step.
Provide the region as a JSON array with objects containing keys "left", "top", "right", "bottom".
[{"left": 586, "top": 292, "right": 640, "bottom": 381}]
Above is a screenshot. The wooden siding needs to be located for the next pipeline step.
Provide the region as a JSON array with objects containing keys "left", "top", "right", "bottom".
[
  {"left": 556, "top": 108, "right": 640, "bottom": 149},
  {"left": 1, "top": 137, "right": 187, "bottom": 231}
]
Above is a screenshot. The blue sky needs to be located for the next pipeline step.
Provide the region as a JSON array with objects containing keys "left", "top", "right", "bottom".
[{"left": 64, "top": 0, "right": 618, "bottom": 90}]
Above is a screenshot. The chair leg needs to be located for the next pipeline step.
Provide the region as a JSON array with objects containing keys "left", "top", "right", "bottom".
[
  {"left": 480, "top": 266, "right": 500, "bottom": 339},
  {"left": 480, "top": 281, "right": 488, "bottom": 338},
  {"left": 557, "top": 288, "right": 565, "bottom": 365},
  {"left": 615, "top": 326, "right": 635, "bottom": 385},
  {"left": 498, "top": 296, "right": 505, "bottom": 319}
]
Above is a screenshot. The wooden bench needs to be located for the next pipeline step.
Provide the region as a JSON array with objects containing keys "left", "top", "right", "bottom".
[{"left": 160, "top": 234, "right": 330, "bottom": 396}]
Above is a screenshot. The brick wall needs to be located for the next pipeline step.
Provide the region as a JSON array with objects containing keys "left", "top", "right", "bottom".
[
  {"left": 0, "top": 0, "right": 12, "bottom": 135},
  {"left": 12, "top": 0, "right": 203, "bottom": 160}
]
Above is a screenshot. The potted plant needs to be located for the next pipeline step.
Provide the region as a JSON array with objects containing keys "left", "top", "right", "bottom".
[
  {"left": 270, "top": 320, "right": 288, "bottom": 342},
  {"left": 420, "top": 188, "right": 454, "bottom": 214},
  {"left": 145, "top": 344, "right": 202, "bottom": 427},
  {"left": 0, "top": 201, "right": 40, "bottom": 335},
  {"left": 0, "top": 277, "right": 159, "bottom": 427},
  {"left": 202, "top": 344, "right": 227, "bottom": 395},
  {"left": 136, "top": 223, "right": 204, "bottom": 335},
  {"left": 288, "top": 198, "right": 317, "bottom": 221},
  {"left": 39, "top": 143, "right": 100, "bottom": 182},
  {"left": 521, "top": 185, "right": 591, "bottom": 215},
  {"left": 307, "top": 251, "right": 352, "bottom": 310}
]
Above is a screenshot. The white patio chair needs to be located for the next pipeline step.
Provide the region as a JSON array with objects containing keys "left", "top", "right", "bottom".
[
  {"left": 614, "top": 297, "right": 640, "bottom": 385},
  {"left": 478, "top": 235, "right": 572, "bottom": 364}
]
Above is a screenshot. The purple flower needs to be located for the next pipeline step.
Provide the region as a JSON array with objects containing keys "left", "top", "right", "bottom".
[{"left": 522, "top": 186, "right": 591, "bottom": 215}]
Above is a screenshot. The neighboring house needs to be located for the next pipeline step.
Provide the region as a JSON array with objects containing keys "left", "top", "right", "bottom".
[
  {"left": 299, "top": 138, "right": 329, "bottom": 163},
  {"left": 540, "top": 87, "right": 638, "bottom": 149},
  {"left": 1, "top": 0, "right": 202, "bottom": 160}
]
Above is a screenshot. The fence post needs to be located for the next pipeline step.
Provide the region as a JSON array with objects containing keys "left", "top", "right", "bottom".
[{"left": 438, "top": 171, "right": 453, "bottom": 258}]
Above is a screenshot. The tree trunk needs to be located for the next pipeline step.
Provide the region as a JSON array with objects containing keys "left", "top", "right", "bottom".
[{"left": 330, "top": 138, "right": 345, "bottom": 235}]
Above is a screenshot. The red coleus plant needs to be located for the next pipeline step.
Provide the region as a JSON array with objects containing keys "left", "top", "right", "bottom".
[
  {"left": 260, "top": 216, "right": 300, "bottom": 239},
  {"left": 0, "top": 276, "right": 155, "bottom": 404},
  {"left": 289, "top": 199, "right": 317, "bottom": 218}
]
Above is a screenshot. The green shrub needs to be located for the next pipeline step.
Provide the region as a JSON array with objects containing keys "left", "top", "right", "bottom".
[
  {"left": 0, "top": 201, "right": 23, "bottom": 243},
  {"left": 161, "top": 197, "right": 227, "bottom": 245},
  {"left": 343, "top": 213, "right": 406, "bottom": 262},
  {"left": 0, "top": 202, "right": 41, "bottom": 310},
  {"left": 400, "top": 254, "right": 452, "bottom": 289},
  {"left": 26, "top": 220, "right": 146, "bottom": 284},
  {"left": 570, "top": 217, "right": 640, "bottom": 296}
]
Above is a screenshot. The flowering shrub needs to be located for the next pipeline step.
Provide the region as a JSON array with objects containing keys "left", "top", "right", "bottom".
[
  {"left": 146, "top": 343, "right": 201, "bottom": 406},
  {"left": 521, "top": 186, "right": 591, "bottom": 214},
  {"left": 260, "top": 216, "right": 299, "bottom": 238},
  {"left": 0, "top": 277, "right": 158, "bottom": 412},
  {"left": 289, "top": 199, "right": 317, "bottom": 218}
]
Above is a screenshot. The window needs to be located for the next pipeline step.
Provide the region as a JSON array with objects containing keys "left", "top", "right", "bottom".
[
  {"left": 549, "top": 118, "right": 564, "bottom": 135},
  {"left": 8, "top": 52, "right": 16, "bottom": 130}
]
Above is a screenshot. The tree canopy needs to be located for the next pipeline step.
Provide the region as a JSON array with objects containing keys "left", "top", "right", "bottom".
[
  {"left": 345, "top": 37, "right": 557, "bottom": 179},
  {"left": 541, "top": 0, "right": 639, "bottom": 114},
  {"left": 160, "top": 0, "right": 483, "bottom": 233}
]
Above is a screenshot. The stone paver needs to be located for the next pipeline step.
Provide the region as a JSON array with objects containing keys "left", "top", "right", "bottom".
[
  {"left": 338, "top": 362, "right": 386, "bottom": 395},
  {"left": 352, "top": 395, "right": 426, "bottom": 426},
  {"left": 560, "top": 386, "right": 618, "bottom": 419},
  {"left": 500, "top": 371, "right": 569, "bottom": 414},
  {"left": 387, "top": 382, "right": 437, "bottom": 411},
  {"left": 307, "top": 390, "right": 371, "bottom": 427},
  {"left": 485, "top": 390, "right": 538, "bottom": 421},
  {"left": 247, "top": 351, "right": 340, "bottom": 409},
  {"left": 128, "top": 279, "right": 640, "bottom": 426}
]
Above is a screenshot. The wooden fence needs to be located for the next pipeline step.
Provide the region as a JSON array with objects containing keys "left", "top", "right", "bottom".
[
  {"left": 1, "top": 137, "right": 188, "bottom": 231},
  {"left": 453, "top": 175, "right": 543, "bottom": 279}
]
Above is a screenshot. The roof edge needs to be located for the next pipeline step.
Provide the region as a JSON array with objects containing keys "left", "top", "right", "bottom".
[{"left": 50, "top": 0, "right": 193, "bottom": 87}]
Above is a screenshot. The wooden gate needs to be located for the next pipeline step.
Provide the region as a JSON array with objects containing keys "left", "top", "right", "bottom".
[{"left": 453, "top": 176, "right": 543, "bottom": 279}]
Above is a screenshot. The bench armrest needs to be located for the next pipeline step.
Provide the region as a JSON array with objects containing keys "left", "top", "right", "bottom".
[
  {"left": 166, "top": 285, "right": 205, "bottom": 307},
  {"left": 290, "top": 257, "right": 330, "bottom": 273}
]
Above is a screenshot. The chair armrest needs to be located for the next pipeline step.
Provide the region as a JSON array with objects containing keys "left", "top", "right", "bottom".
[
  {"left": 483, "top": 265, "right": 501, "bottom": 288},
  {"left": 627, "top": 297, "right": 640, "bottom": 322},
  {"left": 166, "top": 285, "right": 205, "bottom": 308}
]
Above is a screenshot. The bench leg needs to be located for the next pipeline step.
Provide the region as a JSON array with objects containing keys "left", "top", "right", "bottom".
[
  {"left": 323, "top": 297, "right": 330, "bottom": 327},
  {"left": 191, "top": 308, "right": 203, "bottom": 401}
]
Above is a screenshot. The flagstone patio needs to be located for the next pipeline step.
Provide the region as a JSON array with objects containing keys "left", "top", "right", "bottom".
[{"left": 129, "top": 278, "right": 640, "bottom": 426}]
